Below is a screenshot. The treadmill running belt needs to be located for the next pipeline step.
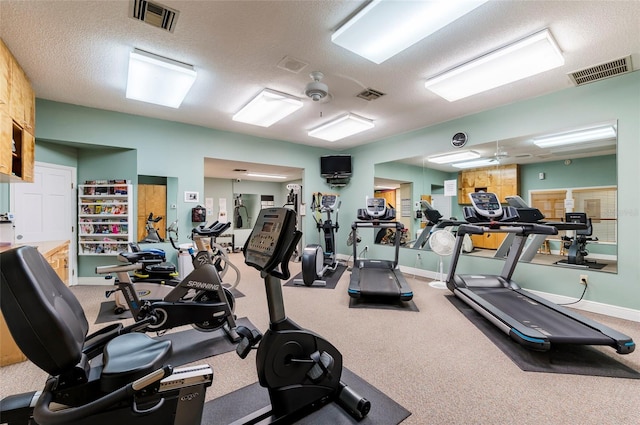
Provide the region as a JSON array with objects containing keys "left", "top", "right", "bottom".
[
  {"left": 358, "top": 268, "right": 400, "bottom": 297},
  {"left": 470, "top": 287, "right": 614, "bottom": 345}
]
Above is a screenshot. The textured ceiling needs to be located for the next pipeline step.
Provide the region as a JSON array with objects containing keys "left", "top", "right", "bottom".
[{"left": 0, "top": 1, "right": 638, "bottom": 180}]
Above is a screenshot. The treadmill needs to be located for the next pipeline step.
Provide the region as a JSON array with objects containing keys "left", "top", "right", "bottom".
[
  {"left": 446, "top": 192, "right": 634, "bottom": 354},
  {"left": 348, "top": 197, "right": 413, "bottom": 301}
]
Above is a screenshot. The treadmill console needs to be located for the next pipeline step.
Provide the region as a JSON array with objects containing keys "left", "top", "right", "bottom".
[
  {"left": 244, "top": 207, "right": 300, "bottom": 277},
  {"left": 469, "top": 192, "right": 503, "bottom": 219},
  {"left": 505, "top": 195, "right": 545, "bottom": 223},
  {"left": 366, "top": 197, "right": 387, "bottom": 218}
]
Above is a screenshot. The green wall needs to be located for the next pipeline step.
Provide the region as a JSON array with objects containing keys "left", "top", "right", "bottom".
[
  {"left": 348, "top": 71, "right": 639, "bottom": 311},
  {"left": 13, "top": 71, "right": 640, "bottom": 312}
]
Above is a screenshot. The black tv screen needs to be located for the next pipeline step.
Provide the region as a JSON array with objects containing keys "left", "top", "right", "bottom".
[{"left": 320, "top": 155, "right": 352, "bottom": 178}]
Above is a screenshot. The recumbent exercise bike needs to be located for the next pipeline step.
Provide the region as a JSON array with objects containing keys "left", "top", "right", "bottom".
[{"left": 0, "top": 206, "right": 370, "bottom": 425}]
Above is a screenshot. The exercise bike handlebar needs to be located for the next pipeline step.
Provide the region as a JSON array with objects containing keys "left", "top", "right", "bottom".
[
  {"left": 95, "top": 263, "right": 143, "bottom": 274},
  {"left": 33, "top": 366, "right": 172, "bottom": 425}
]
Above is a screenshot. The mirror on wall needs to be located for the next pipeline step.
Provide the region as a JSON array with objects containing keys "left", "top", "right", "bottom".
[
  {"left": 374, "top": 121, "right": 618, "bottom": 273},
  {"left": 232, "top": 193, "right": 258, "bottom": 229},
  {"left": 203, "top": 158, "right": 303, "bottom": 250}
]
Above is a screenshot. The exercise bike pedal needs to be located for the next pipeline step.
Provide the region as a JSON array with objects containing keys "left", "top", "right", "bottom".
[
  {"left": 235, "top": 325, "right": 263, "bottom": 359},
  {"left": 307, "top": 350, "right": 334, "bottom": 382}
]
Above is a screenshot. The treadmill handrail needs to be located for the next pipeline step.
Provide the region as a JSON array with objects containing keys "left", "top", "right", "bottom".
[{"left": 457, "top": 223, "right": 558, "bottom": 237}]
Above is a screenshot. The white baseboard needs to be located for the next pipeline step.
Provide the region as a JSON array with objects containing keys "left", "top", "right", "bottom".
[{"left": 526, "top": 289, "right": 639, "bottom": 322}]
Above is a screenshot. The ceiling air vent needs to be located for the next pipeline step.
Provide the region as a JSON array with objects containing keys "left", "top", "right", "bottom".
[
  {"left": 131, "top": 0, "right": 179, "bottom": 33},
  {"left": 357, "top": 88, "right": 386, "bottom": 101},
  {"left": 568, "top": 55, "right": 632, "bottom": 86}
]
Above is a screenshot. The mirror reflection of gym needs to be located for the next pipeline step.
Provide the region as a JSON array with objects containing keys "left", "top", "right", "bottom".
[{"left": 374, "top": 121, "right": 618, "bottom": 273}]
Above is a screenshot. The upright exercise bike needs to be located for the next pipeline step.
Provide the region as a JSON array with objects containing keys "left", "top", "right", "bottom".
[
  {"left": 234, "top": 206, "right": 371, "bottom": 423},
  {"left": 295, "top": 193, "right": 341, "bottom": 287}
]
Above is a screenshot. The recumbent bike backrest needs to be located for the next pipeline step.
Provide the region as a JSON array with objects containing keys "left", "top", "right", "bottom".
[{"left": 0, "top": 246, "right": 89, "bottom": 375}]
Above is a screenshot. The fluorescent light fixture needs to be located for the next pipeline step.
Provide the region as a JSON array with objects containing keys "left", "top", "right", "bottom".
[
  {"left": 126, "top": 49, "right": 197, "bottom": 108},
  {"left": 308, "top": 113, "right": 374, "bottom": 142},
  {"left": 332, "top": 0, "right": 488, "bottom": 64},
  {"left": 452, "top": 158, "right": 497, "bottom": 169},
  {"left": 233, "top": 89, "right": 303, "bottom": 127},
  {"left": 427, "top": 150, "right": 480, "bottom": 164},
  {"left": 532, "top": 125, "right": 616, "bottom": 148},
  {"left": 246, "top": 172, "right": 287, "bottom": 180},
  {"left": 424, "top": 29, "right": 564, "bottom": 101}
]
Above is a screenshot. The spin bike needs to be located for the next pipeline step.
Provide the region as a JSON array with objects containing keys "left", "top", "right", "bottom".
[
  {"left": 108, "top": 222, "right": 241, "bottom": 315},
  {"left": 97, "top": 226, "right": 239, "bottom": 342},
  {"left": 295, "top": 193, "right": 341, "bottom": 287},
  {"left": 234, "top": 206, "right": 371, "bottom": 423}
]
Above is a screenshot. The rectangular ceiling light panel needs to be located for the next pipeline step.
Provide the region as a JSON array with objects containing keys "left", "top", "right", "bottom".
[
  {"left": 246, "top": 173, "right": 287, "bottom": 179},
  {"left": 451, "top": 158, "right": 498, "bottom": 169},
  {"left": 425, "top": 29, "right": 564, "bottom": 101},
  {"left": 126, "top": 49, "right": 196, "bottom": 108},
  {"left": 427, "top": 150, "right": 480, "bottom": 164},
  {"left": 233, "top": 89, "right": 303, "bottom": 127},
  {"left": 332, "top": 0, "right": 488, "bottom": 64},
  {"left": 532, "top": 125, "right": 617, "bottom": 148},
  {"left": 308, "top": 114, "right": 374, "bottom": 142}
]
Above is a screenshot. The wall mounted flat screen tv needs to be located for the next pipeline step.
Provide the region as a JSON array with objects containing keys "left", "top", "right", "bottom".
[{"left": 320, "top": 155, "right": 352, "bottom": 178}]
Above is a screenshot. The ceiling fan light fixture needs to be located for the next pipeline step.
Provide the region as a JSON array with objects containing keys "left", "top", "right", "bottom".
[
  {"left": 424, "top": 28, "right": 564, "bottom": 101},
  {"left": 126, "top": 49, "right": 196, "bottom": 108},
  {"left": 308, "top": 113, "right": 374, "bottom": 142},
  {"left": 233, "top": 89, "right": 303, "bottom": 127},
  {"left": 332, "top": 0, "right": 488, "bottom": 64}
]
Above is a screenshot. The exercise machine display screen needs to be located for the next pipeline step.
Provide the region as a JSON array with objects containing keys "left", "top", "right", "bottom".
[
  {"left": 365, "top": 197, "right": 387, "bottom": 218},
  {"left": 245, "top": 208, "right": 296, "bottom": 273},
  {"left": 321, "top": 194, "right": 338, "bottom": 210},
  {"left": 469, "top": 192, "right": 503, "bottom": 218}
]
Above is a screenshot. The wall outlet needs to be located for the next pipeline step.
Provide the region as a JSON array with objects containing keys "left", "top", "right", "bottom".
[{"left": 580, "top": 274, "right": 588, "bottom": 285}]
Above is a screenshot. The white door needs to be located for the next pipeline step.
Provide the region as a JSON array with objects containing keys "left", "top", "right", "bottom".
[{"left": 10, "top": 162, "right": 77, "bottom": 285}]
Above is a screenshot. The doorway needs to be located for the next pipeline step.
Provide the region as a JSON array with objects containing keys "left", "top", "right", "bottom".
[{"left": 10, "top": 162, "right": 77, "bottom": 285}]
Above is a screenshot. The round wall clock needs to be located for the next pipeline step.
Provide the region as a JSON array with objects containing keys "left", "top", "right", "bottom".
[{"left": 451, "top": 132, "right": 468, "bottom": 148}]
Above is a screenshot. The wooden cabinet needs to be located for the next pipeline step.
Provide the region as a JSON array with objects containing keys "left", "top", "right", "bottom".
[
  {"left": 44, "top": 241, "right": 70, "bottom": 285},
  {"left": 458, "top": 164, "right": 519, "bottom": 204},
  {"left": 471, "top": 232, "right": 507, "bottom": 250},
  {"left": 0, "top": 38, "right": 35, "bottom": 182}
]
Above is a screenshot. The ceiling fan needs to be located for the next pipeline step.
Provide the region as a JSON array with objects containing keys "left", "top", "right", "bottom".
[{"left": 492, "top": 139, "right": 509, "bottom": 163}]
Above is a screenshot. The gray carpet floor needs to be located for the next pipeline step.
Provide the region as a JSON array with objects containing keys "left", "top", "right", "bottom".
[{"left": 1, "top": 254, "right": 639, "bottom": 424}]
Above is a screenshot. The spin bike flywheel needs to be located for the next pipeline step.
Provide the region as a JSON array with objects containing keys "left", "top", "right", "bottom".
[{"left": 191, "top": 287, "right": 236, "bottom": 331}]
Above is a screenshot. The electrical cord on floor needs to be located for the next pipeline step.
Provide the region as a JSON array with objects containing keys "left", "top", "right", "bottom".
[{"left": 557, "top": 279, "right": 588, "bottom": 306}]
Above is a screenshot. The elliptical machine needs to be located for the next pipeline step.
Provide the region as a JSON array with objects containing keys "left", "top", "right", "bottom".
[
  {"left": 294, "top": 193, "right": 341, "bottom": 287},
  {"left": 235, "top": 207, "right": 371, "bottom": 423}
]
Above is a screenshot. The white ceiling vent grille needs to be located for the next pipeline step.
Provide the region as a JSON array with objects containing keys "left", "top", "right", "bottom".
[
  {"left": 277, "top": 56, "right": 309, "bottom": 74},
  {"left": 357, "top": 88, "right": 386, "bottom": 101},
  {"left": 568, "top": 55, "right": 632, "bottom": 86},
  {"left": 131, "top": 0, "right": 179, "bottom": 33}
]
